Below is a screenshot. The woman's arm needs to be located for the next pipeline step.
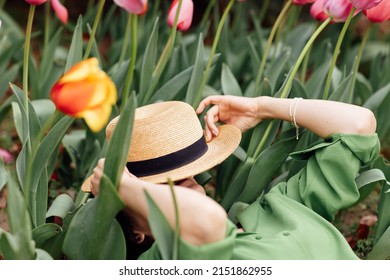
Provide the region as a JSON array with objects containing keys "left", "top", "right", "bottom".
[
  {"left": 196, "top": 95, "right": 377, "bottom": 139},
  {"left": 90, "top": 160, "right": 227, "bottom": 246}
]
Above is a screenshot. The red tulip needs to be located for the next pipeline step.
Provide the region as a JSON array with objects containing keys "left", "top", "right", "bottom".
[
  {"left": 349, "top": 0, "right": 382, "bottom": 10},
  {"left": 293, "top": 0, "right": 316, "bottom": 5},
  {"left": 167, "top": 0, "right": 194, "bottom": 32},
  {"left": 323, "top": 0, "right": 358, "bottom": 22},
  {"left": 50, "top": 58, "right": 117, "bottom": 132},
  {"left": 363, "top": 0, "right": 390, "bottom": 21},
  {"left": 113, "top": 0, "right": 148, "bottom": 15},
  {"left": 310, "top": 0, "right": 330, "bottom": 21},
  {"left": 25, "top": 0, "right": 47, "bottom": 5}
]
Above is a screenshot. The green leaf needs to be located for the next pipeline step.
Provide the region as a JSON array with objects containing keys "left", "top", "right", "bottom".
[
  {"left": 32, "top": 223, "right": 63, "bottom": 248},
  {"left": 305, "top": 59, "right": 332, "bottom": 99},
  {"left": 246, "top": 120, "right": 281, "bottom": 158},
  {"left": 221, "top": 157, "right": 254, "bottom": 210},
  {"left": 0, "top": 63, "right": 19, "bottom": 100},
  {"left": 0, "top": 176, "right": 35, "bottom": 259},
  {"left": 46, "top": 194, "right": 75, "bottom": 219},
  {"left": 363, "top": 82, "right": 390, "bottom": 110},
  {"left": 355, "top": 168, "right": 389, "bottom": 203},
  {"left": 375, "top": 179, "right": 390, "bottom": 244},
  {"left": 367, "top": 225, "right": 390, "bottom": 260},
  {"left": 285, "top": 23, "right": 316, "bottom": 62},
  {"left": 139, "top": 18, "right": 159, "bottom": 102},
  {"left": 239, "top": 129, "right": 300, "bottom": 204},
  {"left": 144, "top": 190, "right": 175, "bottom": 260},
  {"left": 221, "top": 63, "right": 242, "bottom": 96},
  {"left": 29, "top": 116, "right": 74, "bottom": 221},
  {"left": 103, "top": 94, "right": 136, "bottom": 189},
  {"left": 185, "top": 34, "right": 205, "bottom": 106},
  {"left": 63, "top": 175, "right": 126, "bottom": 259},
  {"left": 266, "top": 50, "right": 290, "bottom": 91},
  {"left": 65, "top": 16, "right": 83, "bottom": 72},
  {"left": 151, "top": 66, "right": 193, "bottom": 103},
  {"left": 0, "top": 159, "right": 6, "bottom": 192}
]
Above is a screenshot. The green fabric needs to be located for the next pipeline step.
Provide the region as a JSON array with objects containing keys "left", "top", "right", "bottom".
[{"left": 139, "top": 133, "right": 380, "bottom": 260}]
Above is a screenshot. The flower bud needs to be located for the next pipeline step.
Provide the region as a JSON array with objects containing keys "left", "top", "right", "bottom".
[{"left": 167, "top": 0, "right": 194, "bottom": 32}]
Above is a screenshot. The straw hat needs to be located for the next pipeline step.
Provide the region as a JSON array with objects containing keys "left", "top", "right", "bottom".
[{"left": 81, "top": 101, "right": 241, "bottom": 192}]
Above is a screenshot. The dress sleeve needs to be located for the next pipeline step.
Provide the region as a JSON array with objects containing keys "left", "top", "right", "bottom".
[
  {"left": 138, "top": 219, "right": 237, "bottom": 260},
  {"left": 281, "top": 133, "right": 380, "bottom": 221}
]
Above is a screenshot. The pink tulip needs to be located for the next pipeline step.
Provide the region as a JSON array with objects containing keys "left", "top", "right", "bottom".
[
  {"left": 25, "top": 0, "right": 48, "bottom": 5},
  {"left": 113, "top": 0, "right": 148, "bottom": 15},
  {"left": 323, "top": 0, "right": 358, "bottom": 22},
  {"left": 349, "top": 0, "right": 382, "bottom": 10},
  {"left": 363, "top": 0, "right": 390, "bottom": 22},
  {"left": 167, "top": 0, "right": 194, "bottom": 32},
  {"left": 51, "top": 0, "right": 68, "bottom": 24},
  {"left": 293, "top": 0, "right": 316, "bottom": 5},
  {"left": 0, "top": 148, "right": 13, "bottom": 164},
  {"left": 310, "top": 0, "right": 330, "bottom": 21}
]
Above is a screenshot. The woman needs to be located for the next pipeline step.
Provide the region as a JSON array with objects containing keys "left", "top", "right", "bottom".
[{"left": 90, "top": 95, "right": 379, "bottom": 259}]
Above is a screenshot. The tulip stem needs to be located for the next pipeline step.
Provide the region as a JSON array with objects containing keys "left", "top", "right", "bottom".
[
  {"left": 323, "top": 7, "right": 355, "bottom": 100},
  {"left": 348, "top": 23, "right": 372, "bottom": 103},
  {"left": 121, "top": 14, "right": 138, "bottom": 111},
  {"left": 193, "top": 0, "right": 236, "bottom": 108},
  {"left": 23, "top": 4, "right": 36, "bottom": 116},
  {"left": 253, "top": 0, "right": 292, "bottom": 96},
  {"left": 84, "top": 0, "right": 106, "bottom": 59}
]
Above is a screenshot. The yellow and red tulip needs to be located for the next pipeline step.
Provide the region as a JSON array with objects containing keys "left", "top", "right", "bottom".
[
  {"left": 167, "top": 0, "right": 194, "bottom": 32},
  {"left": 113, "top": 0, "right": 148, "bottom": 15},
  {"left": 50, "top": 58, "right": 117, "bottom": 132}
]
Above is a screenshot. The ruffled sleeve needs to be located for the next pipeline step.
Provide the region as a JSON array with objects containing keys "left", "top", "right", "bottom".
[{"left": 283, "top": 133, "right": 380, "bottom": 221}]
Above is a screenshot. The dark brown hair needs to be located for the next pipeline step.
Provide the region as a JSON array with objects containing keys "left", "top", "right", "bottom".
[{"left": 115, "top": 210, "right": 154, "bottom": 259}]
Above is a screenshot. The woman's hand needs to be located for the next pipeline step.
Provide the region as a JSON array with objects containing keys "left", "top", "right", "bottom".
[
  {"left": 196, "top": 95, "right": 261, "bottom": 141},
  {"left": 90, "top": 158, "right": 136, "bottom": 196}
]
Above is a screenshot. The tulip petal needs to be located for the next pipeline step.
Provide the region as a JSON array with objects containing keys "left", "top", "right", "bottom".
[
  {"left": 59, "top": 58, "right": 100, "bottom": 84},
  {"left": 78, "top": 104, "right": 113, "bottom": 132},
  {"left": 51, "top": 81, "right": 97, "bottom": 115},
  {"left": 114, "top": 0, "right": 148, "bottom": 15},
  {"left": 167, "top": 0, "right": 194, "bottom": 31},
  {"left": 25, "top": 0, "right": 48, "bottom": 5},
  {"left": 51, "top": 0, "right": 69, "bottom": 24}
]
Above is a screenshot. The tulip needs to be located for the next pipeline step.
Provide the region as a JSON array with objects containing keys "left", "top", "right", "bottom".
[
  {"left": 167, "top": 0, "right": 194, "bottom": 31},
  {"left": 293, "top": 0, "right": 315, "bottom": 5},
  {"left": 50, "top": 58, "right": 117, "bottom": 132},
  {"left": 51, "top": 0, "right": 68, "bottom": 24},
  {"left": 25, "top": 0, "right": 47, "bottom": 5},
  {"left": 349, "top": 0, "right": 382, "bottom": 10},
  {"left": 323, "top": 0, "right": 357, "bottom": 22},
  {"left": 0, "top": 148, "right": 13, "bottom": 164},
  {"left": 363, "top": 0, "right": 390, "bottom": 22},
  {"left": 310, "top": 0, "right": 330, "bottom": 21},
  {"left": 113, "top": 0, "right": 148, "bottom": 15}
]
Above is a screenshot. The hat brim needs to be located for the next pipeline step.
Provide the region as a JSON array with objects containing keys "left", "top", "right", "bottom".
[{"left": 81, "top": 124, "right": 241, "bottom": 192}]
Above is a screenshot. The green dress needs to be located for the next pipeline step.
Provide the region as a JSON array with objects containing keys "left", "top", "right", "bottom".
[{"left": 139, "top": 133, "right": 380, "bottom": 260}]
